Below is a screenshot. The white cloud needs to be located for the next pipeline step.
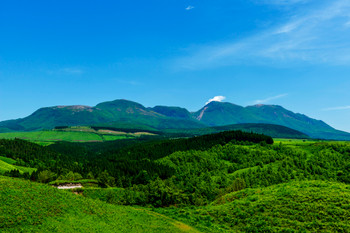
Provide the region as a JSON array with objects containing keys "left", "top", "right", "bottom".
[
  {"left": 323, "top": 106, "right": 350, "bottom": 111},
  {"left": 205, "top": 96, "right": 226, "bottom": 105},
  {"left": 254, "top": 94, "right": 288, "bottom": 104},
  {"left": 174, "top": 0, "right": 350, "bottom": 70},
  {"left": 257, "top": 0, "right": 309, "bottom": 5},
  {"left": 185, "top": 5, "right": 194, "bottom": 11}
]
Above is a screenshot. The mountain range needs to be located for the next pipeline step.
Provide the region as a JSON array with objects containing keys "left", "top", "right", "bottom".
[{"left": 1, "top": 99, "right": 349, "bottom": 140}]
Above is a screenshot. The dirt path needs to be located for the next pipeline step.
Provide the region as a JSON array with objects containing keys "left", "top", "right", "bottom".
[{"left": 56, "top": 184, "right": 83, "bottom": 189}]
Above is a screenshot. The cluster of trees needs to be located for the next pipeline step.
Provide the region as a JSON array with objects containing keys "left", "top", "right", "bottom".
[{"left": 85, "top": 141, "right": 350, "bottom": 207}]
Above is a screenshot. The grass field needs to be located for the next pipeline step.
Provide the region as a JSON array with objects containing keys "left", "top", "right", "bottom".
[
  {"left": 0, "top": 157, "right": 36, "bottom": 174},
  {"left": 155, "top": 180, "right": 350, "bottom": 232},
  {"left": 0, "top": 130, "right": 131, "bottom": 143},
  {"left": 0, "top": 156, "right": 16, "bottom": 164},
  {"left": 0, "top": 176, "right": 199, "bottom": 233},
  {"left": 274, "top": 138, "right": 320, "bottom": 146},
  {"left": 0, "top": 126, "right": 159, "bottom": 144}
]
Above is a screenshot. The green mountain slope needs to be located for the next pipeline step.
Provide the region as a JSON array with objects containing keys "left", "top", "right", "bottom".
[
  {"left": 0, "top": 176, "right": 199, "bottom": 233},
  {"left": 151, "top": 106, "right": 194, "bottom": 119},
  {"left": 193, "top": 102, "right": 350, "bottom": 140},
  {"left": 245, "top": 104, "right": 345, "bottom": 139},
  {"left": 95, "top": 100, "right": 205, "bottom": 129},
  {"left": 193, "top": 101, "right": 247, "bottom": 125},
  {"left": 0, "top": 99, "right": 205, "bottom": 132}
]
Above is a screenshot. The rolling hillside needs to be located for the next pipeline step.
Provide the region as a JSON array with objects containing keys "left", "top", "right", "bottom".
[
  {"left": 0, "top": 176, "right": 198, "bottom": 233},
  {"left": 5, "top": 175, "right": 349, "bottom": 232},
  {"left": 0, "top": 156, "right": 36, "bottom": 175},
  {"left": 156, "top": 180, "right": 350, "bottom": 232}
]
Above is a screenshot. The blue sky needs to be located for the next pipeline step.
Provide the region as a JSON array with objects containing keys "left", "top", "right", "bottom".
[{"left": 1, "top": 0, "right": 350, "bottom": 132}]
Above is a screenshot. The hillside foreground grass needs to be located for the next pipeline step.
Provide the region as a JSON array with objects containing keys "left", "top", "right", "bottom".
[
  {"left": 0, "top": 176, "right": 198, "bottom": 233},
  {"left": 2, "top": 176, "right": 350, "bottom": 232},
  {"left": 155, "top": 180, "right": 350, "bottom": 232}
]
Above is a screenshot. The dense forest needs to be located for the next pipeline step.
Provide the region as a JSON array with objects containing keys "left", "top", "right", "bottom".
[{"left": 0, "top": 130, "right": 272, "bottom": 186}]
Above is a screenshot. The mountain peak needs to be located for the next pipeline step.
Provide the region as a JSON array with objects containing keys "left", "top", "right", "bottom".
[
  {"left": 194, "top": 102, "right": 244, "bottom": 125},
  {"left": 151, "top": 106, "right": 192, "bottom": 119},
  {"left": 205, "top": 101, "right": 241, "bottom": 108},
  {"left": 95, "top": 99, "right": 146, "bottom": 110}
]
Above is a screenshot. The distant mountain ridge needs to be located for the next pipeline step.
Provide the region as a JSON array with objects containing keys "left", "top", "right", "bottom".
[
  {"left": 0, "top": 99, "right": 205, "bottom": 132},
  {"left": 1, "top": 99, "right": 349, "bottom": 140},
  {"left": 193, "top": 101, "right": 346, "bottom": 140}
]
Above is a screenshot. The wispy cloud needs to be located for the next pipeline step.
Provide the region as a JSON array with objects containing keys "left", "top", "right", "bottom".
[
  {"left": 323, "top": 105, "right": 350, "bottom": 111},
  {"left": 174, "top": 0, "right": 350, "bottom": 70},
  {"left": 254, "top": 94, "right": 288, "bottom": 104},
  {"left": 116, "top": 79, "right": 142, "bottom": 86},
  {"left": 205, "top": 95, "right": 226, "bottom": 105},
  {"left": 257, "top": 0, "right": 310, "bottom": 5},
  {"left": 185, "top": 5, "right": 194, "bottom": 11},
  {"left": 45, "top": 67, "right": 84, "bottom": 75},
  {"left": 61, "top": 68, "right": 84, "bottom": 75}
]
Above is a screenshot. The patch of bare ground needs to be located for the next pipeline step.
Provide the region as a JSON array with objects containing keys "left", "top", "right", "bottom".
[
  {"left": 98, "top": 130, "right": 127, "bottom": 135},
  {"left": 133, "top": 132, "right": 156, "bottom": 136},
  {"left": 54, "top": 183, "right": 83, "bottom": 189}
]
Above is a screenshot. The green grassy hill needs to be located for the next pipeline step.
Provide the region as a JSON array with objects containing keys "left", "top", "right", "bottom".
[
  {"left": 0, "top": 156, "right": 36, "bottom": 174},
  {"left": 0, "top": 176, "right": 199, "bottom": 233},
  {"left": 156, "top": 180, "right": 350, "bottom": 232}
]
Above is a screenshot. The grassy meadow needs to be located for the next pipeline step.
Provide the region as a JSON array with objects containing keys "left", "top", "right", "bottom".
[
  {"left": 0, "top": 127, "right": 153, "bottom": 143},
  {"left": 155, "top": 180, "right": 350, "bottom": 232},
  {"left": 0, "top": 176, "right": 198, "bottom": 233}
]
